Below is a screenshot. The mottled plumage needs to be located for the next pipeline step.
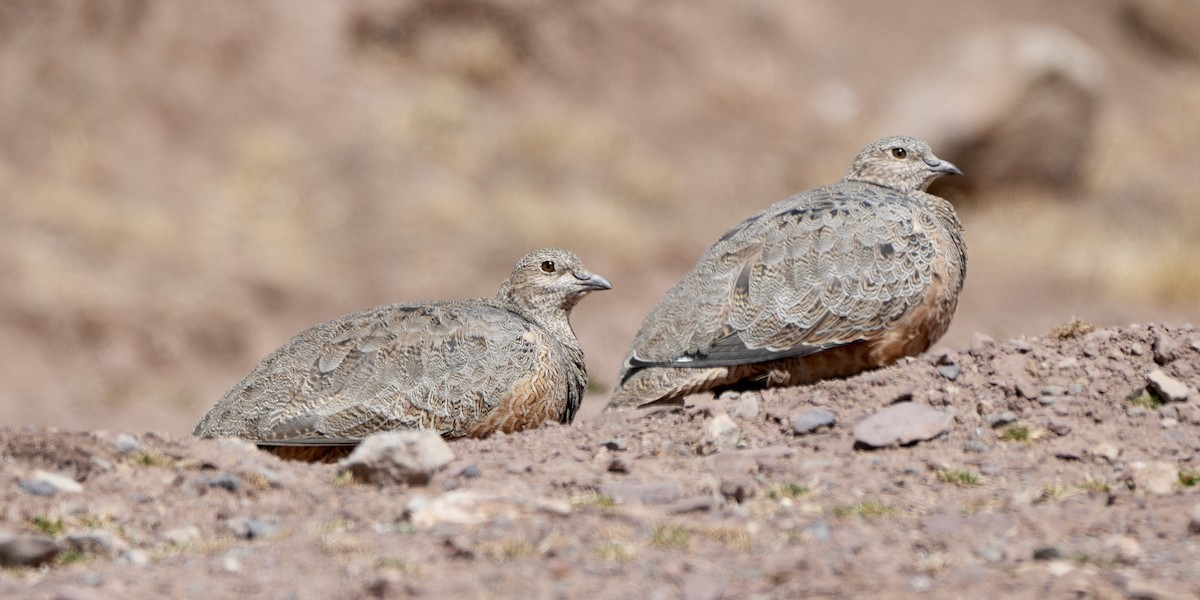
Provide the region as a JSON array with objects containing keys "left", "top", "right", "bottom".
[
  {"left": 194, "top": 248, "right": 610, "bottom": 460},
  {"left": 607, "top": 136, "right": 966, "bottom": 410}
]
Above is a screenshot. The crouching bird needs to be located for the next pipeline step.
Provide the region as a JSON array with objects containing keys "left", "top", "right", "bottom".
[
  {"left": 194, "top": 247, "right": 611, "bottom": 461},
  {"left": 607, "top": 136, "right": 965, "bottom": 410}
]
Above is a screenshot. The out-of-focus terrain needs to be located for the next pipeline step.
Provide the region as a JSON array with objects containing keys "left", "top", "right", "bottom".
[{"left": 0, "top": 0, "right": 1196, "bottom": 433}]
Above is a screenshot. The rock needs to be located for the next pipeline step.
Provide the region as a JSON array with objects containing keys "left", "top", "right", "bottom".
[
  {"left": 114, "top": 433, "right": 141, "bottom": 454},
  {"left": 1128, "top": 461, "right": 1178, "bottom": 495},
  {"left": 600, "top": 438, "right": 627, "bottom": 451},
  {"left": 1147, "top": 369, "right": 1190, "bottom": 403},
  {"left": 405, "top": 491, "right": 521, "bottom": 528},
  {"left": 1047, "top": 418, "right": 1071, "bottom": 436},
  {"left": 729, "top": 393, "right": 760, "bottom": 420},
  {"left": 64, "top": 530, "right": 124, "bottom": 558},
  {"left": 0, "top": 529, "right": 61, "bottom": 566},
  {"left": 937, "top": 365, "right": 961, "bottom": 380},
  {"left": 1151, "top": 330, "right": 1185, "bottom": 365},
  {"left": 880, "top": 25, "right": 1105, "bottom": 195},
  {"left": 1014, "top": 378, "right": 1038, "bottom": 399},
  {"left": 19, "top": 479, "right": 58, "bottom": 497},
  {"left": 30, "top": 470, "right": 83, "bottom": 494},
  {"left": 696, "top": 413, "right": 740, "bottom": 455},
  {"left": 1091, "top": 443, "right": 1120, "bottom": 462},
  {"left": 1041, "top": 385, "right": 1068, "bottom": 397},
  {"left": 969, "top": 332, "right": 995, "bottom": 355},
  {"left": 790, "top": 408, "right": 838, "bottom": 435},
  {"left": 596, "top": 482, "right": 681, "bottom": 506},
  {"left": 227, "top": 518, "right": 278, "bottom": 540},
  {"left": 987, "top": 411, "right": 1018, "bottom": 428},
  {"left": 1188, "top": 504, "right": 1200, "bottom": 535},
  {"left": 852, "top": 403, "right": 953, "bottom": 449},
  {"left": 963, "top": 440, "right": 990, "bottom": 454},
  {"left": 1032, "top": 546, "right": 1062, "bottom": 561},
  {"left": 339, "top": 431, "right": 456, "bottom": 486},
  {"left": 200, "top": 474, "right": 241, "bottom": 493},
  {"left": 1104, "top": 535, "right": 1142, "bottom": 565},
  {"left": 163, "top": 526, "right": 201, "bottom": 546}
]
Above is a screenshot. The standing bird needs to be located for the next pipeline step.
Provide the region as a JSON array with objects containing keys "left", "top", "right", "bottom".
[
  {"left": 607, "top": 136, "right": 965, "bottom": 410},
  {"left": 194, "top": 247, "right": 611, "bottom": 461}
]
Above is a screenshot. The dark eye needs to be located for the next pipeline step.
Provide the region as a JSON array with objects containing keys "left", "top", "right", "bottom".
[
  {"left": 890, "top": 147, "right": 907, "bottom": 159},
  {"left": 540, "top": 260, "right": 556, "bottom": 273}
]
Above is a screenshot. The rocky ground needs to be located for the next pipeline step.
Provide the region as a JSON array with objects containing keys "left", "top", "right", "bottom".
[{"left": 2, "top": 320, "right": 1198, "bottom": 599}]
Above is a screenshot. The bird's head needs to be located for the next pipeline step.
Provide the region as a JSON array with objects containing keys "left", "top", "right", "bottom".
[
  {"left": 843, "top": 135, "right": 962, "bottom": 193},
  {"left": 500, "top": 247, "right": 612, "bottom": 316}
]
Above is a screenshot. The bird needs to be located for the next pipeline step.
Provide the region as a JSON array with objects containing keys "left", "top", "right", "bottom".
[
  {"left": 606, "top": 135, "right": 966, "bottom": 410},
  {"left": 193, "top": 247, "right": 611, "bottom": 461}
]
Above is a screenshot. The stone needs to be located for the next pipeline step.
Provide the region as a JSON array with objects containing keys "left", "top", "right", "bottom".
[
  {"left": 1047, "top": 418, "right": 1072, "bottom": 436},
  {"left": 64, "top": 530, "right": 124, "bottom": 558},
  {"left": 114, "top": 433, "right": 141, "bottom": 454},
  {"left": 987, "top": 411, "right": 1018, "bottom": 428},
  {"left": 227, "top": 518, "right": 278, "bottom": 540},
  {"left": 696, "top": 413, "right": 740, "bottom": 455},
  {"left": 790, "top": 409, "right": 838, "bottom": 435},
  {"left": 1104, "top": 535, "right": 1142, "bottom": 565},
  {"left": 200, "top": 474, "right": 241, "bottom": 493},
  {"left": 1147, "top": 369, "right": 1190, "bottom": 403},
  {"left": 0, "top": 529, "right": 60, "bottom": 566},
  {"left": 852, "top": 403, "right": 953, "bottom": 449},
  {"left": 937, "top": 365, "right": 961, "bottom": 380},
  {"left": 1128, "top": 461, "right": 1178, "bottom": 496},
  {"left": 1151, "top": 330, "right": 1184, "bottom": 365},
  {"left": 30, "top": 470, "right": 83, "bottom": 495},
  {"left": 339, "top": 431, "right": 456, "bottom": 486},
  {"left": 1188, "top": 504, "right": 1200, "bottom": 535},
  {"left": 163, "top": 526, "right": 201, "bottom": 546},
  {"left": 599, "top": 438, "right": 627, "bottom": 452},
  {"left": 729, "top": 393, "right": 760, "bottom": 420},
  {"left": 880, "top": 25, "right": 1105, "bottom": 194}
]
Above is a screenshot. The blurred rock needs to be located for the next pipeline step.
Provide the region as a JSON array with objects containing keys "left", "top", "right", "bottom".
[
  {"left": 1127, "top": 461, "right": 1178, "bottom": 495},
  {"left": 340, "top": 431, "right": 456, "bottom": 486},
  {"left": 790, "top": 408, "right": 838, "bottom": 435},
  {"left": 0, "top": 529, "right": 60, "bottom": 566},
  {"left": 880, "top": 25, "right": 1105, "bottom": 196},
  {"left": 852, "top": 402, "right": 952, "bottom": 448},
  {"left": 1147, "top": 369, "right": 1190, "bottom": 403},
  {"left": 696, "top": 413, "right": 740, "bottom": 455},
  {"left": 1123, "top": 0, "right": 1200, "bottom": 60}
]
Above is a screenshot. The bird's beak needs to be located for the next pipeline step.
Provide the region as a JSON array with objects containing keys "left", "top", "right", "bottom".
[
  {"left": 925, "top": 156, "right": 963, "bottom": 176},
  {"left": 575, "top": 272, "right": 612, "bottom": 291}
]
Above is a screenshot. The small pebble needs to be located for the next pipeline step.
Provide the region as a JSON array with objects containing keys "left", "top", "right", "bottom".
[
  {"left": 114, "top": 433, "right": 141, "bottom": 454},
  {"left": 201, "top": 474, "right": 241, "bottom": 493},
  {"left": 963, "top": 440, "right": 990, "bottom": 454},
  {"left": 790, "top": 409, "right": 838, "bottom": 435},
  {"left": 937, "top": 365, "right": 961, "bottom": 380},
  {"left": 600, "top": 438, "right": 627, "bottom": 452},
  {"left": 987, "top": 412, "right": 1018, "bottom": 427}
]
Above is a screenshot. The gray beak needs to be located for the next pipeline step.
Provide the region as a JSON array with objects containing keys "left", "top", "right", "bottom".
[
  {"left": 925, "top": 156, "right": 963, "bottom": 176},
  {"left": 575, "top": 272, "right": 612, "bottom": 291}
]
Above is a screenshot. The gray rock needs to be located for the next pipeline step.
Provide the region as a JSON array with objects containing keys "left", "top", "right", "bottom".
[
  {"left": 0, "top": 529, "right": 60, "bottom": 566},
  {"left": 19, "top": 479, "right": 58, "bottom": 497},
  {"left": 596, "top": 482, "right": 681, "bottom": 506},
  {"left": 30, "top": 470, "right": 83, "bottom": 495},
  {"left": 969, "top": 332, "right": 995, "bottom": 355},
  {"left": 1147, "top": 369, "right": 1190, "bottom": 403},
  {"left": 963, "top": 440, "right": 990, "bottom": 454},
  {"left": 852, "top": 403, "right": 953, "bottom": 448},
  {"left": 1047, "top": 418, "right": 1072, "bottom": 436},
  {"left": 987, "top": 411, "right": 1018, "bottom": 427},
  {"left": 339, "top": 431, "right": 456, "bottom": 486},
  {"left": 1151, "top": 331, "right": 1184, "bottom": 365},
  {"left": 937, "top": 365, "right": 961, "bottom": 380},
  {"left": 729, "top": 393, "right": 760, "bottom": 420},
  {"left": 200, "top": 474, "right": 241, "bottom": 493},
  {"left": 790, "top": 408, "right": 838, "bottom": 435},
  {"left": 114, "top": 433, "right": 141, "bottom": 454},
  {"left": 1014, "top": 378, "right": 1038, "bottom": 399},
  {"left": 228, "top": 518, "right": 278, "bottom": 540},
  {"left": 65, "top": 530, "right": 124, "bottom": 558},
  {"left": 1042, "top": 385, "right": 1068, "bottom": 397}
]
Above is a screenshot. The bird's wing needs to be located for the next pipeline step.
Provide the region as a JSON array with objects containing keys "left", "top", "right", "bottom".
[{"left": 626, "top": 183, "right": 936, "bottom": 370}]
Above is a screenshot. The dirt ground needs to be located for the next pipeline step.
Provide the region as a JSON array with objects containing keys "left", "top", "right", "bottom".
[
  {"left": 2, "top": 321, "right": 1198, "bottom": 599},
  {"left": 2, "top": 0, "right": 1200, "bottom": 598}
]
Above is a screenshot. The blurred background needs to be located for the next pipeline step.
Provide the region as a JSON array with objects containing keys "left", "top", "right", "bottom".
[{"left": 0, "top": 0, "right": 1196, "bottom": 433}]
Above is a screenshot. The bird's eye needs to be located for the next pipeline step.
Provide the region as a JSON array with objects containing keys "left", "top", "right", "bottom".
[
  {"left": 540, "top": 260, "right": 556, "bottom": 274},
  {"left": 890, "top": 147, "right": 907, "bottom": 159}
]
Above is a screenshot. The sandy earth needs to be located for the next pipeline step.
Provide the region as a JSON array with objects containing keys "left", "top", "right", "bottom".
[{"left": 2, "top": 320, "right": 1198, "bottom": 599}]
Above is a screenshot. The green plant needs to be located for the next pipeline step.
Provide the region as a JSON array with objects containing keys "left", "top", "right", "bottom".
[
  {"left": 764, "top": 483, "right": 811, "bottom": 499},
  {"left": 833, "top": 500, "right": 896, "bottom": 519},
  {"left": 1180, "top": 469, "right": 1200, "bottom": 487},
  {"left": 34, "top": 517, "right": 64, "bottom": 536},
  {"left": 1000, "top": 425, "right": 1030, "bottom": 442},
  {"left": 649, "top": 524, "right": 691, "bottom": 550},
  {"left": 571, "top": 493, "right": 616, "bottom": 509},
  {"left": 1076, "top": 476, "right": 1111, "bottom": 494},
  {"left": 935, "top": 469, "right": 982, "bottom": 486},
  {"left": 1129, "top": 390, "right": 1161, "bottom": 410}
]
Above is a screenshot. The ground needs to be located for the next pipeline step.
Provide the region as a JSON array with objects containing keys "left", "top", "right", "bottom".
[
  {"left": 1, "top": 1, "right": 1199, "bottom": 598},
  {"left": 2, "top": 321, "right": 1198, "bottom": 599}
]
